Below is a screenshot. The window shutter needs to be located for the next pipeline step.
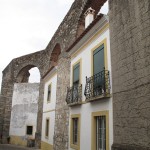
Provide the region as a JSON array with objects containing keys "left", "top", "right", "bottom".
[
  {"left": 73, "top": 63, "right": 80, "bottom": 85},
  {"left": 93, "top": 44, "right": 104, "bottom": 75}
]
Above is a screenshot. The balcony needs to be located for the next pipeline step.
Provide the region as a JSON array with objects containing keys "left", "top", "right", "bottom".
[
  {"left": 66, "top": 84, "right": 82, "bottom": 106},
  {"left": 84, "top": 69, "right": 110, "bottom": 101}
]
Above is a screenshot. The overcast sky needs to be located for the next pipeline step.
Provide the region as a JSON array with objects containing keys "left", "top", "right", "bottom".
[{"left": 0, "top": 0, "right": 108, "bottom": 90}]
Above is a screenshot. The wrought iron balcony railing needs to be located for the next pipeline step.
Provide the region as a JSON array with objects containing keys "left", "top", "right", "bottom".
[
  {"left": 66, "top": 84, "right": 82, "bottom": 106},
  {"left": 84, "top": 69, "right": 110, "bottom": 100}
]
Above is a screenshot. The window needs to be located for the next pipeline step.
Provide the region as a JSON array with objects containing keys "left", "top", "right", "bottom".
[
  {"left": 26, "top": 126, "right": 33, "bottom": 135},
  {"left": 93, "top": 44, "right": 104, "bottom": 75},
  {"left": 70, "top": 114, "right": 80, "bottom": 149},
  {"left": 73, "top": 62, "right": 80, "bottom": 86},
  {"left": 45, "top": 119, "right": 49, "bottom": 138},
  {"left": 91, "top": 111, "right": 109, "bottom": 150},
  {"left": 47, "top": 84, "right": 51, "bottom": 102},
  {"left": 73, "top": 118, "right": 78, "bottom": 144},
  {"left": 96, "top": 116, "right": 106, "bottom": 150},
  {"left": 93, "top": 44, "right": 105, "bottom": 96}
]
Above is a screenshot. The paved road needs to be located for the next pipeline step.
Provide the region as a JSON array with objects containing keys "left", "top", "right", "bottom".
[{"left": 0, "top": 144, "right": 40, "bottom": 150}]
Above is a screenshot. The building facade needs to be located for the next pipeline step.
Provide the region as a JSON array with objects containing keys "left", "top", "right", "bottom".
[
  {"left": 0, "top": 0, "right": 150, "bottom": 150},
  {"left": 66, "top": 14, "right": 113, "bottom": 150},
  {"left": 9, "top": 83, "right": 39, "bottom": 146},
  {"left": 41, "top": 69, "right": 57, "bottom": 150}
]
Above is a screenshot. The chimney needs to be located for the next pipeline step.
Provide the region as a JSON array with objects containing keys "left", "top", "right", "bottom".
[{"left": 84, "top": 7, "right": 95, "bottom": 28}]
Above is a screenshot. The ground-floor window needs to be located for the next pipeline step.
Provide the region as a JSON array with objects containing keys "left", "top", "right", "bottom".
[
  {"left": 73, "top": 118, "right": 78, "bottom": 144},
  {"left": 26, "top": 126, "right": 33, "bottom": 135},
  {"left": 96, "top": 116, "right": 106, "bottom": 150},
  {"left": 70, "top": 114, "right": 80, "bottom": 150},
  {"left": 45, "top": 118, "right": 50, "bottom": 138},
  {"left": 92, "top": 111, "right": 109, "bottom": 150}
]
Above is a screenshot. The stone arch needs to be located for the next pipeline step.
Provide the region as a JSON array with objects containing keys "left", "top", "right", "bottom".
[
  {"left": 50, "top": 43, "right": 61, "bottom": 66},
  {"left": 16, "top": 65, "right": 41, "bottom": 83}
]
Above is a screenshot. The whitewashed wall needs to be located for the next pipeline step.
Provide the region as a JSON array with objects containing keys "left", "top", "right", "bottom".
[
  {"left": 41, "top": 73, "right": 57, "bottom": 145},
  {"left": 9, "top": 83, "right": 39, "bottom": 139},
  {"left": 69, "top": 24, "right": 113, "bottom": 150}
]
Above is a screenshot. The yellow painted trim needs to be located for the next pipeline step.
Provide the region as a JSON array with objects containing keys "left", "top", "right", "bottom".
[
  {"left": 47, "top": 83, "right": 52, "bottom": 103},
  {"left": 71, "top": 59, "right": 82, "bottom": 86},
  {"left": 91, "top": 110, "right": 109, "bottom": 150},
  {"left": 71, "top": 23, "right": 109, "bottom": 59},
  {"left": 70, "top": 114, "right": 81, "bottom": 150},
  {"left": 91, "top": 38, "right": 108, "bottom": 76},
  {"left": 45, "top": 118, "right": 50, "bottom": 139},
  {"left": 41, "top": 141, "right": 53, "bottom": 150},
  {"left": 10, "top": 135, "right": 27, "bottom": 146},
  {"left": 43, "top": 109, "right": 55, "bottom": 113}
]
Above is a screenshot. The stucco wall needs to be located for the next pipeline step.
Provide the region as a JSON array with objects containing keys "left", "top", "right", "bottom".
[
  {"left": 69, "top": 18, "right": 113, "bottom": 150},
  {"left": 41, "top": 73, "right": 57, "bottom": 147},
  {"left": 9, "top": 83, "right": 39, "bottom": 146}
]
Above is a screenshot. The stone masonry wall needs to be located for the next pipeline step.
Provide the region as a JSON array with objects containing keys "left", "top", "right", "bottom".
[
  {"left": 53, "top": 52, "right": 70, "bottom": 150},
  {"left": 109, "top": 0, "right": 150, "bottom": 149}
]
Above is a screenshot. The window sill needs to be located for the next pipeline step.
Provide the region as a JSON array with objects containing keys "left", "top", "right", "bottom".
[{"left": 70, "top": 143, "right": 80, "bottom": 150}]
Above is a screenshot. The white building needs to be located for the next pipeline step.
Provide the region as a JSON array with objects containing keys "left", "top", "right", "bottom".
[
  {"left": 66, "top": 9, "right": 113, "bottom": 150},
  {"left": 9, "top": 83, "right": 39, "bottom": 147},
  {"left": 41, "top": 68, "right": 57, "bottom": 150}
]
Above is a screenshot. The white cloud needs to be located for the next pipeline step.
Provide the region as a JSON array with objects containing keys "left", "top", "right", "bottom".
[
  {"left": 56, "top": 0, "right": 74, "bottom": 6},
  {"left": 0, "top": 0, "right": 74, "bottom": 89}
]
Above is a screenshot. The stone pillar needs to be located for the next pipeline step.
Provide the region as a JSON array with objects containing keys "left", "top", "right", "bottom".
[
  {"left": 109, "top": 0, "right": 150, "bottom": 149},
  {"left": 0, "top": 95, "right": 5, "bottom": 143},
  {"left": 35, "top": 81, "right": 44, "bottom": 148},
  {"left": 53, "top": 52, "right": 70, "bottom": 150},
  {"left": 0, "top": 79, "right": 14, "bottom": 143}
]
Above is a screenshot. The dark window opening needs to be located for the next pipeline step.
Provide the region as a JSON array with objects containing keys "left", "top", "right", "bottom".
[
  {"left": 45, "top": 119, "right": 49, "bottom": 137},
  {"left": 26, "top": 126, "right": 33, "bottom": 135},
  {"left": 47, "top": 84, "right": 51, "bottom": 102},
  {"left": 73, "top": 118, "right": 78, "bottom": 144}
]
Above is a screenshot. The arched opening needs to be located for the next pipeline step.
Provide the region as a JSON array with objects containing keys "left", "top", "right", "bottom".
[
  {"left": 50, "top": 43, "right": 61, "bottom": 66},
  {"left": 29, "top": 67, "right": 40, "bottom": 83},
  {"left": 10, "top": 65, "right": 40, "bottom": 146},
  {"left": 16, "top": 65, "right": 41, "bottom": 83}
]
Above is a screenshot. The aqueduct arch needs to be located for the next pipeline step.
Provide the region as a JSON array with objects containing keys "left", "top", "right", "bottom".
[
  {"left": 50, "top": 43, "right": 61, "bottom": 66},
  {"left": 16, "top": 65, "right": 41, "bottom": 83}
]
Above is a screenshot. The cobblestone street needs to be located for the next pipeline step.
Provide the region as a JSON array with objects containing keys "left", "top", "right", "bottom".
[{"left": 0, "top": 144, "right": 40, "bottom": 150}]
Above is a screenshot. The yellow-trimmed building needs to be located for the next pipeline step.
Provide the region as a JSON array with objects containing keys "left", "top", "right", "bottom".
[{"left": 66, "top": 9, "right": 113, "bottom": 150}]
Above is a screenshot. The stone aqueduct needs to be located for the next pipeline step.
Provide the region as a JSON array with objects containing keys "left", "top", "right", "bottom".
[{"left": 1, "top": 0, "right": 150, "bottom": 150}]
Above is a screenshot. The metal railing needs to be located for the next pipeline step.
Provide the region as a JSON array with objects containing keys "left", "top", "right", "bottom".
[
  {"left": 84, "top": 69, "right": 110, "bottom": 100},
  {"left": 66, "top": 84, "right": 82, "bottom": 105}
]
